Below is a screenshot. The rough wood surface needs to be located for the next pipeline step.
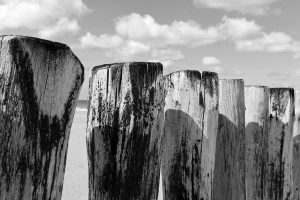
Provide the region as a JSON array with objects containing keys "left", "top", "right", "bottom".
[
  {"left": 161, "top": 70, "right": 219, "bottom": 200},
  {"left": 86, "top": 62, "right": 164, "bottom": 200},
  {"left": 213, "top": 79, "right": 246, "bottom": 200},
  {"left": 268, "top": 88, "right": 294, "bottom": 200},
  {"left": 293, "top": 91, "right": 300, "bottom": 200},
  {"left": 0, "top": 35, "right": 84, "bottom": 200},
  {"left": 244, "top": 86, "right": 269, "bottom": 200}
]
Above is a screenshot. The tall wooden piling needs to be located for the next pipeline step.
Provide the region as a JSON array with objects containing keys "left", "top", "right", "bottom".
[
  {"left": 213, "top": 79, "right": 246, "bottom": 200},
  {"left": 86, "top": 62, "right": 164, "bottom": 200},
  {"left": 0, "top": 35, "right": 84, "bottom": 200},
  {"left": 293, "top": 91, "right": 300, "bottom": 200},
  {"left": 161, "top": 70, "right": 219, "bottom": 200},
  {"left": 268, "top": 88, "right": 294, "bottom": 200},
  {"left": 244, "top": 86, "right": 269, "bottom": 200}
]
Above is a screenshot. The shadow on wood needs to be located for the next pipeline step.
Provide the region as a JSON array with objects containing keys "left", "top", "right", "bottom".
[
  {"left": 213, "top": 79, "right": 245, "bottom": 200},
  {"left": 213, "top": 114, "right": 246, "bottom": 200},
  {"left": 87, "top": 62, "right": 164, "bottom": 200},
  {"left": 245, "top": 122, "right": 268, "bottom": 199},
  {"left": 161, "top": 70, "right": 219, "bottom": 200},
  {"left": 294, "top": 134, "right": 300, "bottom": 200},
  {"left": 161, "top": 109, "right": 209, "bottom": 200},
  {"left": 244, "top": 86, "right": 269, "bottom": 200},
  {"left": 268, "top": 88, "right": 294, "bottom": 200}
]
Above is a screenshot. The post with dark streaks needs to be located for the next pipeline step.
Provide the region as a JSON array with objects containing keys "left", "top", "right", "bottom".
[
  {"left": 0, "top": 35, "right": 84, "bottom": 200},
  {"left": 244, "top": 86, "right": 269, "bottom": 200},
  {"left": 268, "top": 88, "right": 294, "bottom": 200},
  {"left": 293, "top": 91, "right": 300, "bottom": 200},
  {"left": 86, "top": 62, "right": 164, "bottom": 200},
  {"left": 161, "top": 70, "right": 219, "bottom": 200},
  {"left": 213, "top": 79, "right": 246, "bottom": 200}
]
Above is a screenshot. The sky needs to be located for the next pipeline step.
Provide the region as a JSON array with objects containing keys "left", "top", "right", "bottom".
[{"left": 0, "top": 0, "right": 300, "bottom": 100}]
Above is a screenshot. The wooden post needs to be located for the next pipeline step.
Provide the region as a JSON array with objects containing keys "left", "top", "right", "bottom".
[
  {"left": 294, "top": 91, "right": 300, "bottom": 200},
  {"left": 0, "top": 35, "right": 84, "bottom": 200},
  {"left": 213, "top": 79, "right": 246, "bottom": 200},
  {"left": 244, "top": 86, "right": 269, "bottom": 200},
  {"left": 161, "top": 70, "right": 219, "bottom": 200},
  {"left": 268, "top": 88, "right": 294, "bottom": 200},
  {"left": 86, "top": 62, "right": 164, "bottom": 200}
]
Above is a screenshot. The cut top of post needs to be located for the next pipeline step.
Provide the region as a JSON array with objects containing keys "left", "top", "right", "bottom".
[
  {"left": 269, "top": 88, "right": 295, "bottom": 123},
  {"left": 88, "top": 62, "right": 164, "bottom": 129},
  {"left": 294, "top": 91, "right": 300, "bottom": 137},
  {"left": 0, "top": 35, "right": 84, "bottom": 116}
]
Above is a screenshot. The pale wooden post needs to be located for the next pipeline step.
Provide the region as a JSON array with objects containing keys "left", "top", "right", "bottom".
[
  {"left": 268, "top": 88, "right": 294, "bottom": 200},
  {"left": 161, "top": 70, "right": 219, "bottom": 200},
  {"left": 213, "top": 79, "right": 246, "bottom": 200},
  {"left": 293, "top": 91, "right": 300, "bottom": 200},
  {"left": 0, "top": 35, "right": 84, "bottom": 200},
  {"left": 86, "top": 62, "right": 164, "bottom": 200},
  {"left": 244, "top": 86, "right": 269, "bottom": 200}
]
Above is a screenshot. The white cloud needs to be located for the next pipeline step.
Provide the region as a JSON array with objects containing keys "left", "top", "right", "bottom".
[
  {"left": 0, "top": 0, "right": 89, "bottom": 37},
  {"left": 150, "top": 49, "right": 184, "bottom": 68},
  {"left": 235, "top": 32, "right": 300, "bottom": 55},
  {"left": 105, "top": 40, "right": 150, "bottom": 60},
  {"left": 79, "top": 13, "right": 263, "bottom": 50},
  {"left": 202, "top": 56, "right": 221, "bottom": 65},
  {"left": 114, "top": 13, "right": 224, "bottom": 47},
  {"left": 152, "top": 49, "right": 184, "bottom": 61},
  {"left": 37, "top": 18, "right": 80, "bottom": 39},
  {"left": 212, "top": 66, "right": 224, "bottom": 73},
  {"left": 79, "top": 13, "right": 300, "bottom": 60},
  {"left": 79, "top": 32, "right": 123, "bottom": 49},
  {"left": 192, "top": 0, "right": 279, "bottom": 15},
  {"left": 113, "top": 13, "right": 264, "bottom": 48},
  {"left": 218, "top": 16, "right": 262, "bottom": 39}
]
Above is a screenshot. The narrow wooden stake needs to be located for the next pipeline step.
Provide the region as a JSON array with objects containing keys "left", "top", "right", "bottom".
[
  {"left": 161, "top": 70, "right": 219, "bottom": 200},
  {"left": 0, "top": 35, "right": 84, "bottom": 200},
  {"left": 293, "top": 91, "right": 300, "bottom": 200},
  {"left": 268, "top": 88, "right": 294, "bottom": 200},
  {"left": 213, "top": 79, "right": 246, "bottom": 200},
  {"left": 87, "top": 62, "right": 164, "bottom": 200},
  {"left": 244, "top": 86, "right": 269, "bottom": 200}
]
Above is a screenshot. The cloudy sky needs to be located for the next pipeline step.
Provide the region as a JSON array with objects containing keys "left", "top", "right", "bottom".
[{"left": 1, "top": 0, "right": 300, "bottom": 99}]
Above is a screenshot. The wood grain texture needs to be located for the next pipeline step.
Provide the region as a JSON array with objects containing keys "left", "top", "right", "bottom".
[
  {"left": 0, "top": 35, "right": 84, "bottom": 200},
  {"left": 293, "top": 91, "right": 300, "bottom": 200},
  {"left": 87, "top": 62, "right": 164, "bottom": 200},
  {"left": 213, "top": 79, "right": 246, "bottom": 200},
  {"left": 268, "top": 88, "right": 294, "bottom": 200},
  {"left": 161, "top": 70, "right": 219, "bottom": 200},
  {"left": 244, "top": 86, "right": 269, "bottom": 200}
]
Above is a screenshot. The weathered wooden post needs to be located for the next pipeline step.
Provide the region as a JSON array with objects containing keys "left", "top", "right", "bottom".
[
  {"left": 268, "top": 88, "right": 294, "bottom": 200},
  {"left": 87, "top": 62, "right": 164, "bottom": 200},
  {"left": 0, "top": 35, "right": 84, "bottom": 200},
  {"left": 161, "top": 70, "right": 219, "bottom": 200},
  {"left": 244, "top": 86, "right": 269, "bottom": 200},
  {"left": 293, "top": 91, "right": 300, "bottom": 200},
  {"left": 213, "top": 79, "right": 246, "bottom": 200}
]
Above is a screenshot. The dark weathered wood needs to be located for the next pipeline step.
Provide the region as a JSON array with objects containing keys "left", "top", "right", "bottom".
[
  {"left": 161, "top": 70, "right": 219, "bottom": 200},
  {"left": 293, "top": 91, "right": 300, "bottom": 200},
  {"left": 268, "top": 88, "right": 294, "bottom": 200},
  {"left": 213, "top": 79, "right": 245, "bottom": 200},
  {"left": 244, "top": 86, "right": 269, "bottom": 200},
  {"left": 86, "top": 62, "right": 164, "bottom": 200},
  {"left": 0, "top": 35, "right": 84, "bottom": 200}
]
